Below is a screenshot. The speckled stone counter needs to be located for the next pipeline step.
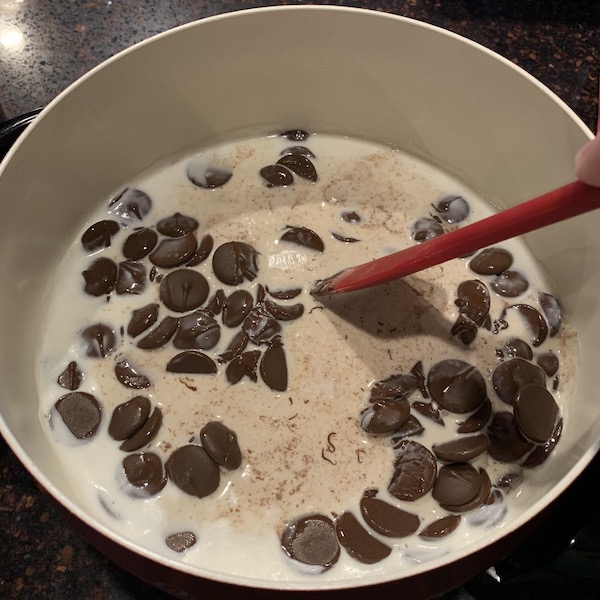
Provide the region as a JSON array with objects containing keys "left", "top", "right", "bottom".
[{"left": 0, "top": 2, "right": 599, "bottom": 599}]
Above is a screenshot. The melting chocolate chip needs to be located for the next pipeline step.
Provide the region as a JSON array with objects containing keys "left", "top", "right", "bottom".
[
  {"left": 427, "top": 359, "right": 487, "bottom": 414},
  {"left": 391, "top": 415, "right": 425, "bottom": 441},
  {"left": 166, "top": 351, "right": 217, "bottom": 374},
  {"left": 123, "top": 452, "right": 166, "bottom": 496},
  {"left": 55, "top": 392, "right": 101, "bottom": 439},
  {"left": 501, "top": 337, "right": 533, "bottom": 360},
  {"left": 457, "top": 397, "right": 492, "bottom": 433},
  {"left": 165, "top": 531, "right": 197, "bottom": 553},
  {"left": 122, "top": 228, "right": 158, "bottom": 260},
  {"left": 370, "top": 373, "right": 418, "bottom": 401},
  {"left": 439, "top": 468, "right": 491, "bottom": 513},
  {"left": 205, "top": 288, "right": 226, "bottom": 315},
  {"left": 514, "top": 383, "right": 560, "bottom": 443},
  {"left": 455, "top": 279, "right": 490, "bottom": 327},
  {"left": 109, "top": 188, "right": 152, "bottom": 221},
  {"left": 186, "top": 234, "right": 214, "bottom": 266},
  {"left": 341, "top": 210, "right": 362, "bottom": 223},
  {"left": 82, "top": 257, "right": 118, "bottom": 296},
  {"left": 432, "top": 195, "right": 470, "bottom": 223},
  {"left": 242, "top": 308, "right": 281, "bottom": 344},
  {"left": 361, "top": 399, "right": 410, "bottom": 435},
  {"left": 521, "top": 418, "right": 563, "bottom": 468},
  {"left": 411, "top": 401, "right": 444, "bottom": 425},
  {"left": 212, "top": 241, "right": 260, "bottom": 285},
  {"left": 491, "top": 357, "right": 546, "bottom": 405},
  {"left": 280, "top": 225, "right": 324, "bottom": 252},
  {"left": 539, "top": 292, "right": 563, "bottom": 337},
  {"left": 149, "top": 232, "right": 198, "bottom": 268},
  {"left": 263, "top": 299, "right": 305, "bottom": 321},
  {"left": 57, "top": 361, "right": 83, "bottom": 390},
  {"left": 226, "top": 350, "right": 261, "bottom": 384},
  {"left": 267, "top": 287, "right": 302, "bottom": 300},
  {"left": 388, "top": 440, "right": 437, "bottom": 501},
  {"left": 127, "top": 303, "right": 159, "bottom": 338},
  {"left": 119, "top": 407, "right": 163, "bottom": 452},
  {"left": 359, "top": 490, "right": 420, "bottom": 537},
  {"left": 156, "top": 213, "right": 199, "bottom": 237},
  {"left": 335, "top": 511, "right": 391, "bottom": 564},
  {"left": 433, "top": 463, "right": 481, "bottom": 506},
  {"left": 200, "top": 421, "right": 242, "bottom": 469},
  {"left": 114, "top": 358, "right": 151, "bottom": 389},
  {"left": 218, "top": 330, "right": 249, "bottom": 363},
  {"left": 491, "top": 271, "right": 529, "bottom": 297},
  {"left": 173, "top": 310, "right": 220, "bottom": 350},
  {"left": 276, "top": 154, "right": 317, "bottom": 182},
  {"left": 159, "top": 269, "right": 209, "bottom": 313},
  {"left": 166, "top": 444, "right": 220, "bottom": 498},
  {"left": 419, "top": 514, "right": 461, "bottom": 539},
  {"left": 469, "top": 247, "right": 513, "bottom": 275},
  {"left": 280, "top": 146, "right": 315, "bottom": 158},
  {"left": 412, "top": 218, "right": 444, "bottom": 242},
  {"left": 487, "top": 411, "right": 534, "bottom": 462},
  {"left": 186, "top": 155, "right": 233, "bottom": 188},
  {"left": 81, "top": 323, "right": 117, "bottom": 358},
  {"left": 136, "top": 316, "right": 179, "bottom": 350},
  {"left": 432, "top": 434, "right": 489, "bottom": 462},
  {"left": 281, "top": 129, "right": 310, "bottom": 141},
  {"left": 497, "top": 470, "right": 524, "bottom": 493},
  {"left": 260, "top": 164, "right": 294, "bottom": 186},
  {"left": 331, "top": 232, "right": 360, "bottom": 243},
  {"left": 116, "top": 260, "right": 146, "bottom": 295},
  {"left": 259, "top": 337, "right": 287, "bottom": 391},
  {"left": 451, "top": 314, "right": 478, "bottom": 345},
  {"left": 499, "top": 304, "right": 548, "bottom": 347},
  {"left": 222, "top": 290, "right": 254, "bottom": 327},
  {"left": 537, "top": 351, "right": 559, "bottom": 377},
  {"left": 81, "top": 220, "right": 120, "bottom": 252},
  {"left": 281, "top": 514, "right": 339, "bottom": 571},
  {"left": 109, "top": 396, "right": 151, "bottom": 441},
  {"left": 410, "top": 361, "right": 429, "bottom": 398}
]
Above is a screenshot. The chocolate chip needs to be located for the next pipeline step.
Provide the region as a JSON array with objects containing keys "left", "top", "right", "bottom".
[
  {"left": 218, "top": 330, "right": 249, "bottom": 363},
  {"left": 82, "top": 257, "right": 118, "bottom": 296},
  {"left": 167, "top": 444, "right": 220, "bottom": 498},
  {"left": 109, "top": 396, "right": 151, "bottom": 440},
  {"left": 159, "top": 269, "right": 209, "bottom": 313},
  {"left": 341, "top": 210, "right": 362, "bottom": 224},
  {"left": 419, "top": 515, "right": 461, "bottom": 539},
  {"left": 109, "top": 188, "right": 152, "bottom": 221},
  {"left": 469, "top": 247, "right": 513, "bottom": 275},
  {"left": 165, "top": 531, "right": 197, "bottom": 553},
  {"left": 280, "top": 146, "right": 315, "bottom": 158},
  {"left": 539, "top": 292, "right": 563, "bottom": 337},
  {"left": 226, "top": 350, "right": 261, "bottom": 384},
  {"left": 222, "top": 290, "right": 254, "bottom": 327},
  {"left": 451, "top": 314, "right": 478, "bottom": 345},
  {"left": 491, "top": 357, "right": 546, "bottom": 405},
  {"left": 439, "top": 468, "right": 491, "bottom": 513},
  {"left": 359, "top": 490, "right": 420, "bottom": 537},
  {"left": 521, "top": 418, "right": 563, "bottom": 468},
  {"left": 412, "top": 218, "right": 444, "bottom": 242},
  {"left": 433, "top": 463, "right": 481, "bottom": 506},
  {"left": 173, "top": 310, "right": 220, "bottom": 350},
  {"left": 391, "top": 415, "right": 425, "bottom": 441},
  {"left": 242, "top": 308, "right": 281, "bottom": 344},
  {"left": 281, "top": 514, "right": 340, "bottom": 571},
  {"left": 427, "top": 359, "right": 487, "bottom": 414},
  {"left": 260, "top": 164, "right": 294, "bottom": 187},
  {"left": 81, "top": 323, "right": 117, "bottom": 358},
  {"left": 55, "top": 392, "right": 102, "bottom": 439},
  {"left": 388, "top": 440, "right": 437, "bottom": 501},
  {"left": 186, "top": 234, "right": 214, "bottom": 266},
  {"left": 156, "top": 213, "right": 199, "bottom": 237},
  {"left": 335, "top": 511, "right": 391, "bottom": 564},
  {"left": 331, "top": 232, "right": 360, "bottom": 243},
  {"left": 57, "top": 361, "right": 83, "bottom": 390},
  {"left": 127, "top": 303, "right": 159, "bottom": 338},
  {"left": 432, "top": 434, "right": 489, "bottom": 462},
  {"left": 514, "top": 383, "right": 560, "bottom": 443},
  {"left": 212, "top": 241, "right": 260, "bottom": 285},
  {"left": 371, "top": 373, "right": 418, "bottom": 401},
  {"left": 411, "top": 401, "right": 444, "bottom": 425},
  {"left": 122, "top": 452, "right": 166, "bottom": 496},
  {"left": 114, "top": 358, "right": 151, "bottom": 389},
  {"left": 119, "top": 407, "right": 163, "bottom": 452},
  {"left": 166, "top": 351, "right": 217, "bottom": 374},
  {"left": 499, "top": 304, "right": 548, "bottom": 347},
  {"left": 491, "top": 271, "right": 529, "bottom": 297},
  {"left": 280, "top": 225, "right": 324, "bottom": 252},
  {"left": 186, "top": 155, "right": 233, "bottom": 188},
  {"left": 199, "top": 421, "right": 242, "bottom": 469},
  {"left": 116, "top": 260, "right": 146, "bottom": 295},
  {"left": 281, "top": 129, "right": 310, "bottom": 141},
  {"left": 361, "top": 399, "right": 410, "bottom": 435},
  {"left": 81, "top": 220, "right": 120, "bottom": 252},
  {"left": 263, "top": 299, "right": 305, "bottom": 321},
  {"left": 267, "top": 287, "right": 302, "bottom": 300},
  {"left": 487, "top": 411, "right": 534, "bottom": 462},
  {"left": 122, "top": 228, "right": 158, "bottom": 260},
  {"left": 537, "top": 351, "right": 559, "bottom": 376},
  {"left": 455, "top": 279, "right": 490, "bottom": 327},
  {"left": 457, "top": 397, "right": 492, "bottom": 433},
  {"left": 259, "top": 337, "right": 287, "bottom": 391},
  {"left": 276, "top": 154, "right": 317, "bottom": 182},
  {"left": 149, "top": 232, "right": 198, "bottom": 268},
  {"left": 432, "top": 195, "right": 470, "bottom": 223},
  {"left": 136, "top": 316, "right": 179, "bottom": 350},
  {"left": 501, "top": 337, "right": 533, "bottom": 360}
]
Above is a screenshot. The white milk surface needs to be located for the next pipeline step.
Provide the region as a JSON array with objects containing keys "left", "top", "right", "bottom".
[{"left": 36, "top": 133, "right": 577, "bottom": 582}]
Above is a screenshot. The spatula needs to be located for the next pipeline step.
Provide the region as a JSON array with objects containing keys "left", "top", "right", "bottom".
[{"left": 311, "top": 180, "right": 600, "bottom": 296}]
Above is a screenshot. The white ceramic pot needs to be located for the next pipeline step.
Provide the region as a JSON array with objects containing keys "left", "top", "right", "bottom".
[{"left": 0, "top": 6, "right": 597, "bottom": 599}]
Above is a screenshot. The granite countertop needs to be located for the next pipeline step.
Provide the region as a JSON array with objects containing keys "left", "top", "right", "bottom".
[{"left": 0, "top": 2, "right": 598, "bottom": 599}]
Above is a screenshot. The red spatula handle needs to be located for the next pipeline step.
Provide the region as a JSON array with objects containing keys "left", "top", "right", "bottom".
[{"left": 313, "top": 180, "right": 600, "bottom": 295}]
